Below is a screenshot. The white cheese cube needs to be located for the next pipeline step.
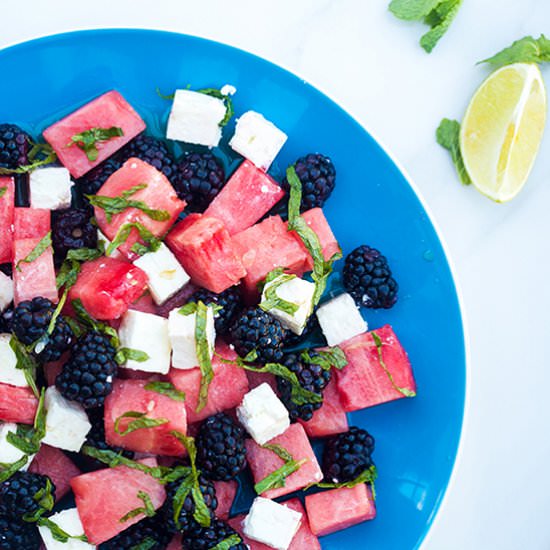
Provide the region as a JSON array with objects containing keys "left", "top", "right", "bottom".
[
  {"left": 0, "top": 271, "right": 13, "bottom": 311},
  {"left": 261, "top": 275, "right": 315, "bottom": 335},
  {"left": 133, "top": 243, "right": 190, "bottom": 305},
  {"left": 243, "top": 497, "right": 302, "bottom": 550},
  {"left": 236, "top": 383, "right": 290, "bottom": 445},
  {"left": 168, "top": 306, "right": 215, "bottom": 370},
  {"left": 229, "top": 111, "right": 287, "bottom": 170},
  {"left": 42, "top": 387, "right": 91, "bottom": 452},
  {"left": 316, "top": 293, "right": 368, "bottom": 347},
  {"left": 220, "top": 84, "right": 237, "bottom": 96},
  {"left": 29, "top": 167, "right": 73, "bottom": 210},
  {"left": 166, "top": 89, "right": 226, "bottom": 147},
  {"left": 39, "top": 507, "right": 94, "bottom": 550},
  {"left": 118, "top": 310, "right": 171, "bottom": 374},
  {"left": 0, "top": 423, "right": 33, "bottom": 471},
  {"left": 0, "top": 333, "right": 30, "bottom": 387}
]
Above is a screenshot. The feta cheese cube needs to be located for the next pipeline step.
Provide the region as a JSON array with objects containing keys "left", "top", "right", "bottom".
[
  {"left": 118, "top": 310, "right": 171, "bottom": 374},
  {"left": 166, "top": 89, "right": 226, "bottom": 147},
  {"left": 0, "top": 423, "right": 33, "bottom": 471},
  {"left": 0, "top": 271, "right": 13, "bottom": 311},
  {"left": 0, "top": 333, "right": 30, "bottom": 387},
  {"left": 168, "top": 306, "right": 215, "bottom": 370},
  {"left": 243, "top": 497, "right": 302, "bottom": 550},
  {"left": 229, "top": 111, "right": 287, "bottom": 170},
  {"left": 42, "top": 387, "right": 91, "bottom": 452},
  {"left": 316, "top": 293, "right": 368, "bottom": 347},
  {"left": 220, "top": 84, "right": 237, "bottom": 96},
  {"left": 39, "top": 507, "right": 93, "bottom": 550},
  {"left": 29, "top": 167, "right": 73, "bottom": 210},
  {"left": 237, "top": 383, "right": 290, "bottom": 445},
  {"left": 133, "top": 243, "right": 190, "bottom": 305},
  {"left": 261, "top": 275, "right": 315, "bottom": 335}
]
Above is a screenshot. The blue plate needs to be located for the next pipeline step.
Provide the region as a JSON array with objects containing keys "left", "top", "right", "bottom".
[{"left": 0, "top": 30, "right": 466, "bottom": 549}]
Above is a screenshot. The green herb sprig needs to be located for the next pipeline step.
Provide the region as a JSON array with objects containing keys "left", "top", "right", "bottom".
[
  {"left": 436, "top": 119, "right": 471, "bottom": 185},
  {"left": 254, "top": 444, "right": 307, "bottom": 494},
  {"left": 114, "top": 411, "right": 169, "bottom": 436},
  {"left": 114, "top": 348, "right": 150, "bottom": 366},
  {"left": 67, "top": 127, "right": 124, "bottom": 161},
  {"left": 480, "top": 34, "right": 550, "bottom": 69}
]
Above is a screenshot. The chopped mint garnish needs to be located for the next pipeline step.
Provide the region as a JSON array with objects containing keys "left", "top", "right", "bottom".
[
  {"left": 36, "top": 517, "right": 88, "bottom": 543},
  {"left": 129, "top": 539, "right": 157, "bottom": 550},
  {"left": 6, "top": 388, "right": 46, "bottom": 454},
  {"left": 107, "top": 221, "right": 162, "bottom": 257},
  {"left": 120, "top": 491, "right": 156, "bottom": 523},
  {"left": 211, "top": 535, "right": 243, "bottom": 550},
  {"left": 144, "top": 381, "right": 186, "bottom": 402},
  {"left": 197, "top": 88, "right": 235, "bottom": 127},
  {"left": 0, "top": 455, "right": 29, "bottom": 483},
  {"left": 114, "top": 411, "right": 169, "bottom": 436},
  {"left": 0, "top": 186, "right": 6, "bottom": 198},
  {"left": 301, "top": 346, "right": 348, "bottom": 371},
  {"left": 9, "top": 336, "right": 40, "bottom": 396},
  {"left": 259, "top": 272, "right": 300, "bottom": 315},
  {"left": 194, "top": 301, "right": 215, "bottom": 413},
  {"left": 71, "top": 299, "right": 120, "bottom": 347},
  {"left": 254, "top": 444, "right": 306, "bottom": 494},
  {"left": 0, "top": 142, "right": 57, "bottom": 175},
  {"left": 436, "top": 118, "right": 472, "bottom": 185},
  {"left": 306, "top": 464, "right": 378, "bottom": 497},
  {"left": 16, "top": 231, "right": 52, "bottom": 271},
  {"left": 23, "top": 476, "right": 55, "bottom": 522},
  {"left": 480, "top": 34, "right": 550, "bottom": 69},
  {"left": 114, "top": 347, "right": 150, "bottom": 366},
  {"left": 67, "top": 126, "right": 123, "bottom": 162},
  {"left": 56, "top": 245, "right": 105, "bottom": 290}
]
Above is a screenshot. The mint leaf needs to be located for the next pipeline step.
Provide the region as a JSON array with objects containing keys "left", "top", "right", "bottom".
[
  {"left": 436, "top": 118, "right": 472, "bottom": 185},
  {"left": 56, "top": 245, "right": 104, "bottom": 290},
  {"left": 130, "top": 538, "right": 157, "bottom": 550},
  {"left": 211, "top": 535, "right": 243, "bottom": 550},
  {"left": 479, "top": 34, "right": 550, "bottom": 69},
  {"left": 301, "top": 346, "right": 348, "bottom": 371},
  {"left": 144, "top": 381, "right": 186, "bottom": 402},
  {"left": 194, "top": 301, "right": 214, "bottom": 413},
  {"left": 254, "top": 444, "right": 306, "bottom": 494},
  {"left": 36, "top": 517, "right": 89, "bottom": 543},
  {"left": 7, "top": 388, "right": 46, "bottom": 455},
  {"left": 420, "top": 0, "right": 462, "bottom": 53},
  {"left": 16, "top": 231, "right": 52, "bottom": 271},
  {"left": 259, "top": 272, "right": 300, "bottom": 315},
  {"left": 178, "top": 302, "right": 198, "bottom": 316},
  {"left": 261, "top": 443, "right": 294, "bottom": 462},
  {"left": 0, "top": 186, "right": 7, "bottom": 198},
  {"left": 71, "top": 298, "right": 120, "bottom": 347},
  {"left": 307, "top": 464, "right": 378, "bottom": 497},
  {"left": 120, "top": 490, "right": 156, "bottom": 523},
  {"left": 197, "top": 88, "right": 235, "bottom": 127},
  {"left": 0, "top": 455, "right": 29, "bottom": 483},
  {"left": 0, "top": 143, "right": 57, "bottom": 175},
  {"left": 114, "top": 411, "right": 168, "bottom": 436},
  {"left": 9, "top": 336, "right": 39, "bottom": 396},
  {"left": 107, "top": 222, "right": 162, "bottom": 256},
  {"left": 389, "top": 0, "right": 441, "bottom": 20},
  {"left": 115, "top": 347, "right": 150, "bottom": 365},
  {"left": 67, "top": 127, "right": 124, "bottom": 162}
]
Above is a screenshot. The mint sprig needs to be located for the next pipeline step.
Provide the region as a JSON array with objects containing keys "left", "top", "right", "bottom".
[
  {"left": 114, "top": 347, "right": 150, "bottom": 365},
  {"left": 254, "top": 444, "right": 306, "bottom": 494},
  {"left": 144, "top": 381, "right": 186, "bottom": 402},
  {"left": 120, "top": 491, "right": 156, "bottom": 523},
  {"left": 480, "top": 34, "right": 550, "bottom": 70},
  {"left": 67, "top": 126, "right": 123, "bottom": 162},
  {"left": 436, "top": 118, "right": 472, "bottom": 185},
  {"left": 16, "top": 231, "right": 52, "bottom": 271},
  {"left": 114, "top": 411, "right": 168, "bottom": 436}
]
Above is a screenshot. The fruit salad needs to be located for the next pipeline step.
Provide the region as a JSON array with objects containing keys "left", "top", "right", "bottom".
[{"left": 0, "top": 85, "right": 416, "bottom": 550}]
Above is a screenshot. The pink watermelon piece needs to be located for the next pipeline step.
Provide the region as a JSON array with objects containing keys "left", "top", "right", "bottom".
[
  {"left": 168, "top": 342, "right": 249, "bottom": 424},
  {"left": 336, "top": 325, "right": 416, "bottom": 411},
  {"left": 167, "top": 534, "right": 182, "bottom": 550},
  {"left": 245, "top": 423, "right": 323, "bottom": 499},
  {"left": 166, "top": 214, "right": 246, "bottom": 294},
  {"left": 128, "top": 291, "right": 157, "bottom": 315},
  {"left": 213, "top": 480, "right": 238, "bottom": 520},
  {"left": 93, "top": 158, "right": 185, "bottom": 260},
  {"left": 43, "top": 91, "right": 146, "bottom": 178},
  {"left": 245, "top": 371, "right": 278, "bottom": 394},
  {"left": 13, "top": 207, "right": 51, "bottom": 240},
  {"left": 104, "top": 378, "right": 187, "bottom": 456},
  {"left": 204, "top": 160, "right": 285, "bottom": 235},
  {"left": 0, "top": 177, "right": 15, "bottom": 264},
  {"left": 72, "top": 458, "right": 166, "bottom": 545},
  {"left": 305, "top": 483, "right": 376, "bottom": 536},
  {"left": 68, "top": 257, "right": 148, "bottom": 320},
  {"left": 299, "top": 377, "right": 348, "bottom": 438},
  {"left": 43, "top": 356, "right": 67, "bottom": 387},
  {"left": 0, "top": 383, "right": 38, "bottom": 424},
  {"left": 29, "top": 444, "right": 81, "bottom": 501}
]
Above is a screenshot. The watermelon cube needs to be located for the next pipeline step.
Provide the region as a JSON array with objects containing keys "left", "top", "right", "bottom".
[
  {"left": 166, "top": 215, "right": 245, "bottom": 294},
  {"left": 245, "top": 370, "right": 278, "bottom": 394},
  {"left": 167, "top": 534, "right": 182, "bottom": 550},
  {"left": 13, "top": 207, "right": 51, "bottom": 239},
  {"left": 213, "top": 480, "right": 238, "bottom": 520},
  {"left": 71, "top": 458, "right": 166, "bottom": 545},
  {"left": 305, "top": 484, "right": 376, "bottom": 536},
  {"left": 245, "top": 423, "right": 322, "bottom": 499},
  {"left": 168, "top": 342, "right": 249, "bottom": 424},
  {"left": 204, "top": 160, "right": 285, "bottom": 235},
  {"left": 93, "top": 158, "right": 186, "bottom": 260},
  {"left": 68, "top": 257, "right": 148, "bottom": 320},
  {"left": 0, "top": 382, "right": 38, "bottom": 424},
  {"left": 0, "top": 177, "right": 15, "bottom": 264},
  {"left": 104, "top": 379, "right": 187, "bottom": 456},
  {"left": 29, "top": 444, "right": 81, "bottom": 501},
  {"left": 43, "top": 90, "right": 146, "bottom": 178},
  {"left": 336, "top": 325, "right": 416, "bottom": 411}
]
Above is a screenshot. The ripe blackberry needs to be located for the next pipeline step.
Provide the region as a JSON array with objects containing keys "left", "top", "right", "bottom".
[
  {"left": 0, "top": 124, "right": 31, "bottom": 169},
  {"left": 322, "top": 427, "right": 375, "bottom": 483},
  {"left": 196, "top": 413, "right": 247, "bottom": 481},
  {"left": 99, "top": 516, "right": 172, "bottom": 549},
  {"left": 0, "top": 263, "right": 12, "bottom": 277},
  {"left": 229, "top": 307, "right": 286, "bottom": 364},
  {"left": 0, "top": 305, "right": 14, "bottom": 333},
  {"left": 77, "top": 157, "right": 121, "bottom": 198},
  {"left": 0, "top": 515, "right": 40, "bottom": 549},
  {"left": 55, "top": 331, "right": 118, "bottom": 408},
  {"left": 51, "top": 208, "right": 98, "bottom": 264},
  {"left": 172, "top": 151, "right": 225, "bottom": 211},
  {"left": 190, "top": 286, "right": 242, "bottom": 335},
  {"left": 118, "top": 135, "right": 176, "bottom": 182},
  {"left": 276, "top": 352, "right": 331, "bottom": 421},
  {"left": 343, "top": 245, "right": 398, "bottom": 309},
  {"left": 0, "top": 471, "right": 55, "bottom": 521},
  {"left": 12, "top": 297, "right": 74, "bottom": 362},
  {"left": 182, "top": 519, "right": 246, "bottom": 550},
  {"left": 281, "top": 153, "right": 336, "bottom": 211}
]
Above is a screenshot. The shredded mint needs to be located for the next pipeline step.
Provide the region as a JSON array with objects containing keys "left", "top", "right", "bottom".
[
  {"left": 0, "top": 143, "right": 57, "bottom": 175},
  {"left": 114, "top": 411, "right": 168, "bottom": 436},
  {"left": 211, "top": 534, "right": 243, "bottom": 550},
  {"left": 23, "top": 476, "right": 55, "bottom": 522},
  {"left": 16, "top": 231, "right": 52, "bottom": 271},
  {"left": 130, "top": 539, "right": 157, "bottom": 550},
  {"left": 480, "top": 34, "right": 550, "bottom": 69},
  {"left": 6, "top": 388, "right": 46, "bottom": 455},
  {"left": 107, "top": 222, "right": 162, "bottom": 257},
  {"left": 67, "top": 126, "right": 123, "bottom": 162},
  {"left": 156, "top": 87, "right": 175, "bottom": 100},
  {"left": 144, "top": 381, "right": 186, "bottom": 402},
  {"left": 178, "top": 302, "right": 198, "bottom": 316},
  {"left": 9, "top": 336, "right": 39, "bottom": 396},
  {"left": 0, "top": 455, "right": 29, "bottom": 483},
  {"left": 120, "top": 491, "right": 156, "bottom": 523},
  {"left": 36, "top": 517, "right": 89, "bottom": 543},
  {"left": 254, "top": 444, "right": 306, "bottom": 494},
  {"left": 262, "top": 443, "right": 294, "bottom": 462},
  {"left": 71, "top": 298, "right": 120, "bottom": 347},
  {"left": 194, "top": 301, "right": 214, "bottom": 412},
  {"left": 301, "top": 346, "right": 348, "bottom": 371},
  {"left": 56, "top": 245, "right": 105, "bottom": 290},
  {"left": 0, "top": 186, "right": 7, "bottom": 198},
  {"left": 197, "top": 88, "right": 235, "bottom": 127},
  {"left": 307, "top": 465, "right": 378, "bottom": 498},
  {"left": 115, "top": 347, "right": 150, "bottom": 366},
  {"left": 259, "top": 272, "right": 300, "bottom": 315},
  {"left": 436, "top": 118, "right": 472, "bottom": 185}
]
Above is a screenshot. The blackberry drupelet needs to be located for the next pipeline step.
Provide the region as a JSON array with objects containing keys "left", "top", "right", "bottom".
[
  {"left": 182, "top": 519, "right": 246, "bottom": 550},
  {"left": 118, "top": 135, "right": 176, "bottom": 182},
  {"left": 0, "top": 515, "right": 41, "bottom": 549},
  {"left": 196, "top": 413, "right": 247, "bottom": 481},
  {"left": 276, "top": 352, "right": 331, "bottom": 421},
  {"left": 343, "top": 245, "right": 398, "bottom": 309},
  {"left": 322, "top": 427, "right": 375, "bottom": 483},
  {"left": 281, "top": 153, "right": 336, "bottom": 211},
  {"left": 0, "top": 124, "right": 31, "bottom": 169},
  {"left": 190, "top": 286, "right": 242, "bottom": 335},
  {"left": 77, "top": 157, "right": 122, "bottom": 199},
  {"left": 0, "top": 305, "right": 14, "bottom": 333},
  {"left": 55, "top": 331, "right": 118, "bottom": 408},
  {"left": 12, "top": 297, "right": 74, "bottom": 362},
  {"left": 0, "top": 471, "right": 55, "bottom": 521},
  {"left": 172, "top": 151, "right": 225, "bottom": 211},
  {"left": 98, "top": 516, "right": 172, "bottom": 549},
  {"left": 51, "top": 208, "right": 98, "bottom": 264}
]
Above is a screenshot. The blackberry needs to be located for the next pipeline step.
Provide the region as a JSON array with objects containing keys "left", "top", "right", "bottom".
[
  {"left": 118, "top": 135, "right": 176, "bottom": 182},
  {"left": 0, "top": 471, "right": 55, "bottom": 521},
  {"left": 99, "top": 516, "right": 172, "bottom": 549},
  {"left": 281, "top": 153, "right": 336, "bottom": 211},
  {"left": 190, "top": 286, "right": 242, "bottom": 335},
  {"left": 76, "top": 157, "right": 122, "bottom": 198},
  {"left": 230, "top": 307, "right": 286, "bottom": 364},
  {"left": 182, "top": 519, "right": 246, "bottom": 550},
  {"left": 0, "top": 124, "right": 31, "bottom": 169},
  {"left": 12, "top": 297, "right": 74, "bottom": 362},
  {"left": 276, "top": 352, "right": 331, "bottom": 421},
  {"left": 172, "top": 151, "right": 225, "bottom": 211},
  {"left": 343, "top": 245, "right": 398, "bottom": 309},
  {"left": 51, "top": 208, "right": 98, "bottom": 264},
  {"left": 322, "top": 427, "right": 375, "bottom": 483},
  {"left": 0, "top": 305, "right": 14, "bottom": 333},
  {"left": 196, "top": 413, "right": 247, "bottom": 481},
  {"left": 55, "top": 331, "right": 118, "bottom": 408},
  {"left": 0, "top": 263, "right": 12, "bottom": 277},
  {"left": 0, "top": 515, "right": 40, "bottom": 549}
]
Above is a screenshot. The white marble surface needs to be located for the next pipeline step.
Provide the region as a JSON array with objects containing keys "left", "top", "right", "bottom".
[{"left": 2, "top": 1, "right": 549, "bottom": 548}]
